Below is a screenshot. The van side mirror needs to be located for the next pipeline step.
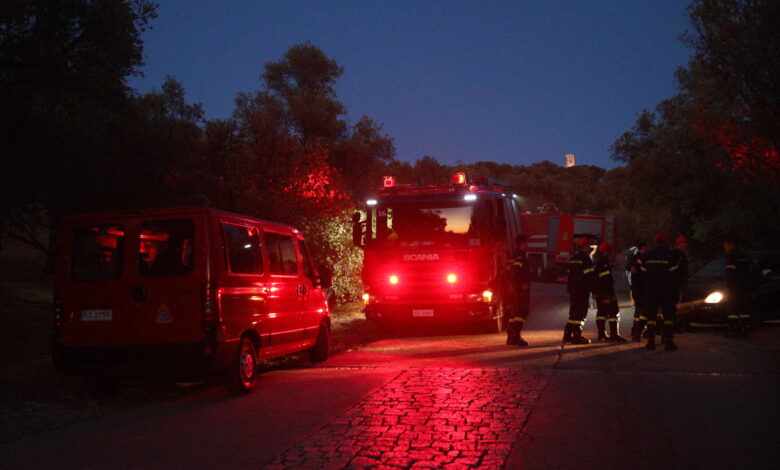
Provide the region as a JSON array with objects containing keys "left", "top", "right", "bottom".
[{"left": 352, "top": 212, "right": 364, "bottom": 247}]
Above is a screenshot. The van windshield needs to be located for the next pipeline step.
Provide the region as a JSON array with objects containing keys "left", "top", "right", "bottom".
[
  {"left": 72, "top": 225, "right": 125, "bottom": 281},
  {"left": 138, "top": 219, "right": 195, "bottom": 278},
  {"left": 369, "top": 201, "right": 483, "bottom": 248}
]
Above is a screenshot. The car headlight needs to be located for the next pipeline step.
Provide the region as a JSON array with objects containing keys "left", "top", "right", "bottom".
[{"left": 704, "top": 291, "right": 724, "bottom": 304}]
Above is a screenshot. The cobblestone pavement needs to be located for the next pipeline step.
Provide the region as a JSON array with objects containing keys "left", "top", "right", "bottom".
[{"left": 264, "top": 367, "right": 551, "bottom": 469}]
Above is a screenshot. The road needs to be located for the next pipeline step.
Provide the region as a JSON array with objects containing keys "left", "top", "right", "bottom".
[{"left": 2, "top": 281, "right": 779, "bottom": 469}]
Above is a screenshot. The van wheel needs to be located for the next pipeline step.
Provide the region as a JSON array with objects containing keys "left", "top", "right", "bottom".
[
  {"left": 309, "top": 322, "right": 330, "bottom": 364},
  {"left": 225, "top": 337, "right": 257, "bottom": 395}
]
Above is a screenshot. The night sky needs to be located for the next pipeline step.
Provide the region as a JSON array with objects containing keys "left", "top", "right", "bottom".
[{"left": 129, "top": 0, "right": 692, "bottom": 169}]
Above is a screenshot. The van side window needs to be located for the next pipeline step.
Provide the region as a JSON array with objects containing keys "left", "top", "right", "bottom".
[
  {"left": 72, "top": 225, "right": 125, "bottom": 281},
  {"left": 222, "top": 223, "right": 263, "bottom": 275},
  {"left": 139, "top": 219, "right": 195, "bottom": 278},
  {"left": 298, "top": 239, "right": 316, "bottom": 279},
  {"left": 265, "top": 232, "right": 299, "bottom": 276}
]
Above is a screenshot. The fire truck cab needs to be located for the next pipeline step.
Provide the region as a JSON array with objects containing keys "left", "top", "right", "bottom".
[{"left": 353, "top": 173, "right": 522, "bottom": 331}]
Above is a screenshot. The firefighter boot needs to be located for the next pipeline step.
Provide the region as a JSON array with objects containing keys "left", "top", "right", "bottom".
[
  {"left": 596, "top": 319, "right": 607, "bottom": 342},
  {"left": 644, "top": 323, "right": 656, "bottom": 350},
  {"left": 631, "top": 320, "right": 644, "bottom": 342},
  {"left": 506, "top": 322, "right": 519, "bottom": 345},
  {"left": 516, "top": 325, "right": 529, "bottom": 347},
  {"left": 563, "top": 323, "right": 573, "bottom": 343},
  {"left": 571, "top": 325, "right": 591, "bottom": 345},
  {"left": 664, "top": 338, "right": 679, "bottom": 351},
  {"left": 608, "top": 321, "right": 627, "bottom": 342}
]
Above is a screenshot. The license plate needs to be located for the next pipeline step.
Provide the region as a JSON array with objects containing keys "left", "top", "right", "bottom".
[
  {"left": 412, "top": 309, "right": 434, "bottom": 317},
  {"left": 81, "top": 309, "right": 113, "bottom": 322}
]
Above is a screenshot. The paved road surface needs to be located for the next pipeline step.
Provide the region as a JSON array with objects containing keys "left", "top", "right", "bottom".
[{"left": 2, "top": 281, "right": 778, "bottom": 469}]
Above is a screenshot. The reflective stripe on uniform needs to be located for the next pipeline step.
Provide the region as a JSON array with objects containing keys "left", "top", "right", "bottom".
[
  {"left": 664, "top": 320, "right": 674, "bottom": 325},
  {"left": 568, "top": 319, "right": 584, "bottom": 325},
  {"left": 669, "top": 265, "right": 679, "bottom": 272},
  {"left": 639, "top": 316, "right": 648, "bottom": 321},
  {"left": 512, "top": 261, "right": 524, "bottom": 267},
  {"left": 598, "top": 270, "right": 610, "bottom": 277},
  {"left": 596, "top": 316, "right": 607, "bottom": 320},
  {"left": 508, "top": 317, "right": 526, "bottom": 323},
  {"left": 727, "top": 315, "right": 739, "bottom": 319},
  {"left": 583, "top": 267, "right": 595, "bottom": 274},
  {"left": 569, "top": 260, "right": 583, "bottom": 264},
  {"left": 608, "top": 318, "right": 619, "bottom": 322},
  {"left": 646, "top": 260, "right": 669, "bottom": 264},
  {"left": 633, "top": 317, "right": 642, "bottom": 322},
  {"left": 726, "top": 265, "right": 736, "bottom": 269},
  {"left": 738, "top": 314, "right": 751, "bottom": 319}
]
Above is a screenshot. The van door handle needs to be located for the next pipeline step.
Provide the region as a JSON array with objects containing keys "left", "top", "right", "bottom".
[
  {"left": 131, "top": 286, "right": 148, "bottom": 302},
  {"left": 297, "top": 284, "right": 307, "bottom": 296}
]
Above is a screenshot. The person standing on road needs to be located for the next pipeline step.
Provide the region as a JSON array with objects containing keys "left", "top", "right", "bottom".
[
  {"left": 593, "top": 243, "right": 627, "bottom": 342},
  {"left": 563, "top": 237, "right": 594, "bottom": 344},
  {"left": 629, "top": 242, "right": 648, "bottom": 341},
  {"left": 642, "top": 233, "right": 681, "bottom": 351},
  {"left": 723, "top": 237, "right": 752, "bottom": 338},
  {"left": 505, "top": 235, "right": 531, "bottom": 347},
  {"left": 673, "top": 236, "right": 689, "bottom": 302}
]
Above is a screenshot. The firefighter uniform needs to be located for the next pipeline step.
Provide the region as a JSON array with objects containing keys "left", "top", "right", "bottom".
[
  {"left": 628, "top": 245, "right": 646, "bottom": 341},
  {"left": 641, "top": 234, "right": 681, "bottom": 351},
  {"left": 724, "top": 244, "right": 751, "bottom": 337},
  {"left": 504, "top": 247, "right": 531, "bottom": 347},
  {"left": 593, "top": 246, "right": 626, "bottom": 342},
  {"left": 564, "top": 239, "right": 594, "bottom": 344}
]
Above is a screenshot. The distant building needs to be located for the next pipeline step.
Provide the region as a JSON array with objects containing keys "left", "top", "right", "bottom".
[{"left": 565, "top": 153, "right": 575, "bottom": 167}]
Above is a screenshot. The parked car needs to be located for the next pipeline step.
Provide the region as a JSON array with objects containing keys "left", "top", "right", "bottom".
[
  {"left": 52, "top": 207, "right": 331, "bottom": 395},
  {"left": 678, "top": 251, "right": 780, "bottom": 326}
]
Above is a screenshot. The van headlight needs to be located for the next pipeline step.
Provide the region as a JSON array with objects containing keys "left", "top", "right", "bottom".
[{"left": 704, "top": 291, "right": 724, "bottom": 304}]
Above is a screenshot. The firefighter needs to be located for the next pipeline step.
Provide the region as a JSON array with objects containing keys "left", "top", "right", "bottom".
[
  {"left": 593, "top": 243, "right": 626, "bottom": 342},
  {"left": 641, "top": 232, "right": 681, "bottom": 351},
  {"left": 505, "top": 234, "right": 531, "bottom": 347},
  {"left": 563, "top": 237, "right": 594, "bottom": 344},
  {"left": 673, "top": 236, "right": 690, "bottom": 299},
  {"left": 723, "top": 237, "right": 752, "bottom": 338},
  {"left": 629, "top": 242, "right": 648, "bottom": 341}
]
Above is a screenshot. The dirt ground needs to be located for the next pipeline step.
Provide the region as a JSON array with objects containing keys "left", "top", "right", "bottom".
[{"left": 0, "top": 242, "right": 377, "bottom": 444}]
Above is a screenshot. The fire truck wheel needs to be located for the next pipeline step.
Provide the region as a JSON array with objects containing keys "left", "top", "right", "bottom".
[
  {"left": 225, "top": 336, "right": 257, "bottom": 395},
  {"left": 309, "top": 321, "right": 330, "bottom": 364}
]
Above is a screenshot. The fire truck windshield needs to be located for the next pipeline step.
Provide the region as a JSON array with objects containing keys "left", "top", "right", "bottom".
[{"left": 368, "top": 201, "right": 484, "bottom": 247}]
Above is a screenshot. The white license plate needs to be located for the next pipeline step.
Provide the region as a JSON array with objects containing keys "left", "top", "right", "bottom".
[
  {"left": 81, "top": 309, "right": 113, "bottom": 322},
  {"left": 412, "top": 309, "right": 434, "bottom": 317}
]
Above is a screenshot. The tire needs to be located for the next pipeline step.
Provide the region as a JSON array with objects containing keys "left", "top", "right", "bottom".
[
  {"left": 225, "top": 336, "right": 257, "bottom": 395},
  {"left": 309, "top": 322, "right": 330, "bottom": 364}
]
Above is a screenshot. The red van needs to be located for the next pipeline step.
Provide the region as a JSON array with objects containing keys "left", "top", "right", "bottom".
[{"left": 52, "top": 207, "right": 331, "bottom": 394}]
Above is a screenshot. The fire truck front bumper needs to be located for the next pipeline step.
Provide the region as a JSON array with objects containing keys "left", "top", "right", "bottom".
[{"left": 364, "top": 301, "right": 494, "bottom": 324}]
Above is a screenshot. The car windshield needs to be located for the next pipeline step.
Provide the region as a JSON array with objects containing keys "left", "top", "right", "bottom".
[
  {"left": 369, "top": 201, "right": 484, "bottom": 247},
  {"left": 693, "top": 256, "right": 726, "bottom": 278}
]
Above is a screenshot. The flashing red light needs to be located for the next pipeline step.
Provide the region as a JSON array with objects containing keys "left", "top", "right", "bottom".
[
  {"left": 383, "top": 176, "right": 397, "bottom": 188},
  {"left": 388, "top": 274, "right": 400, "bottom": 285},
  {"left": 452, "top": 172, "right": 467, "bottom": 185},
  {"left": 446, "top": 273, "right": 458, "bottom": 284}
]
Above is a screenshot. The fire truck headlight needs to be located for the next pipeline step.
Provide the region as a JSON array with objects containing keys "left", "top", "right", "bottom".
[
  {"left": 482, "top": 290, "right": 493, "bottom": 302},
  {"left": 705, "top": 291, "right": 724, "bottom": 304},
  {"left": 388, "top": 275, "right": 399, "bottom": 285},
  {"left": 361, "top": 293, "right": 370, "bottom": 305},
  {"left": 446, "top": 273, "right": 458, "bottom": 284}
]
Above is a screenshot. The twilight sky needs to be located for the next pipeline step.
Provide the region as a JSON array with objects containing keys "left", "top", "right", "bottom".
[{"left": 129, "top": 0, "right": 693, "bottom": 169}]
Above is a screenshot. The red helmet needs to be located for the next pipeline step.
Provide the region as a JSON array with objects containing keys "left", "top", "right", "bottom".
[
  {"left": 576, "top": 237, "right": 591, "bottom": 248},
  {"left": 598, "top": 243, "right": 611, "bottom": 253},
  {"left": 676, "top": 235, "right": 688, "bottom": 244},
  {"left": 654, "top": 232, "right": 671, "bottom": 243}
]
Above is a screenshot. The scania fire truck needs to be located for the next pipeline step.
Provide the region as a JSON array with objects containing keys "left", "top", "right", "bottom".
[{"left": 352, "top": 173, "right": 522, "bottom": 331}]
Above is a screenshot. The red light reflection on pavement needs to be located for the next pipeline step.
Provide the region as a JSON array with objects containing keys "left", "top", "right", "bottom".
[{"left": 263, "top": 368, "right": 550, "bottom": 469}]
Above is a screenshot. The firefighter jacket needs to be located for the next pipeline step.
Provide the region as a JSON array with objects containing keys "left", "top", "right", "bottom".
[
  {"left": 592, "top": 253, "right": 616, "bottom": 300},
  {"left": 567, "top": 249, "right": 594, "bottom": 294},
  {"left": 506, "top": 251, "right": 531, "bottom": 305},
  {"left": 725, "top": 248, "right": 751, "bottom": 290},
  {"left": 672, "top": 248, "right": 689, "bottom": 293},
  {"left": 641, "top": 246, "right": 681, "bottom": 296}
]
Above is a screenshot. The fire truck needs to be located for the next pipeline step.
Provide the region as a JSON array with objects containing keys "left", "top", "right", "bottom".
[
  {"left": 352, "top": 173, "right": 522, "bottom": 331},
  {"left": 521, "top": 203, "right": 617, "bottom": 281}
]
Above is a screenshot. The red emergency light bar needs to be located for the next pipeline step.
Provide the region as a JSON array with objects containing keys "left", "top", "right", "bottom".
[
  {"left": 452, "top": 172, "right": 467, "bottom": 185},
  {"left": 383, "top": 176, "right": 397, "bottom": 188}
]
